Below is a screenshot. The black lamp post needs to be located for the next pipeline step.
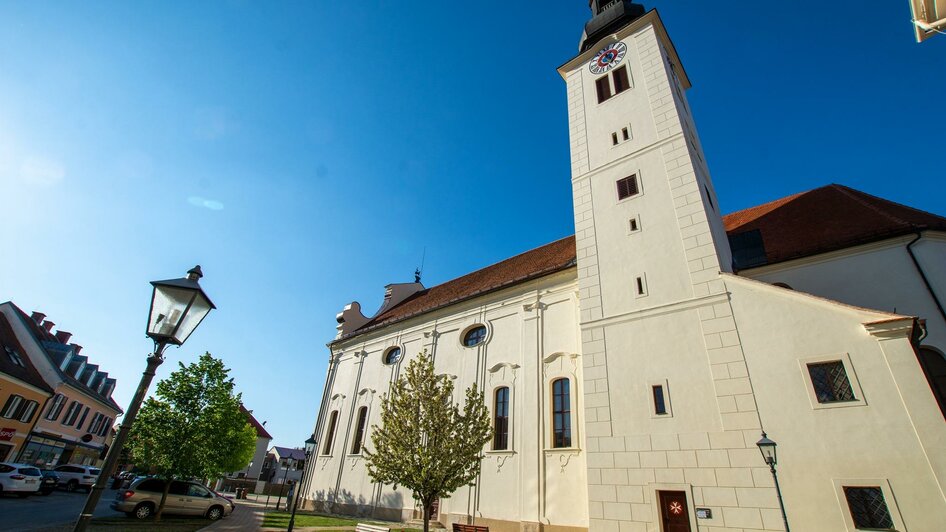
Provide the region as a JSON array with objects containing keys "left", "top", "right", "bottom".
[
  {"left": 287, "top": 434, "right": 318, "bottom": 532},
  {"left": 756, "top": 432, "right": 790, "bottom": 532},
  {"left": 74, "top": 266, "right": 215, "bottom": 532}
]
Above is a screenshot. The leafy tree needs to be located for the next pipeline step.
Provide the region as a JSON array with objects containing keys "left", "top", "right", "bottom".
[
  {"left": 126, "top": 352, "right": 256, "bottom": 520},
  {"left": 364, "top": 352, "right": 492, "bottom": 532}
]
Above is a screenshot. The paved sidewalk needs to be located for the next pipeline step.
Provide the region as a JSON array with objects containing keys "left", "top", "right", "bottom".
[{"left": 200, "top": 498, "right": 269, "bottom": 532}]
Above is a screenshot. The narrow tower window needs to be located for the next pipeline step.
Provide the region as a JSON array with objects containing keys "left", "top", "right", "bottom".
[
  {"left": 552, "top": 378, "right": 571, "bottom": 448},
  {"left": 322, "top": 410, "right": 339, "bottom": 455},
  {"left": 351, "top": 407, "right": 368, "bottom": 454},
  {"left": 622, "top": 127, "right": 630, "bottom": 141},
  {"left": 636, "top": 276, "right": 647, "bottom": 296},
  {"left": 612, "top": 65, "right": 631, "bottom": 94},
  {"left": 629, "top": 217, "right": 639, "bottom": 232},
  {"left": 653, "top": 385, "right": 667, "bottom": 415},
  {"left": 595, "top": 76, "right": 612, "bottom": 103},
  {"left": 611, "top": 132, "right": 618, "bottom": 146},
  {"left": 494, "top": 387, "right": 510, "bottom": 450}
]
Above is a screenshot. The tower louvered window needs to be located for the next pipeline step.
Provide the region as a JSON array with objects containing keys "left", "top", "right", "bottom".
[
  {"left": 616, "top": 175, "right": 639, "bottom": 200},
  {"left": 612, "top": 65, "right": 630, "bottom": 94}
]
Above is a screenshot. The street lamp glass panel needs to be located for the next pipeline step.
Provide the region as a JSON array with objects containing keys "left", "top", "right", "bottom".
[
  {"left": 304, "top": 434, "right": 317, "bottom": 457},
  {"left": 147, "top": 284, "right": 213, "bottom": 345},
  {"left": 756, "top": 433, "right": 777, "bottom": 465}
]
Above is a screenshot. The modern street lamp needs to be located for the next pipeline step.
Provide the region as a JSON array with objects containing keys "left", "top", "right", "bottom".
[
  {"left": 756, "top": 432, "right": 790, "bottom": 532},
  {"left": 74, "top": 266, "right": 215, "bottom": 532},
  {"left": 287, "top": 434, "right": 318, "bottom": 532}
]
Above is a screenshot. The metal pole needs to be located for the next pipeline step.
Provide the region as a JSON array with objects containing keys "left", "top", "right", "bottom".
[
  {"left": 275, "top": 461, "right": 290, "bottom": 510},
  {"left": 770, "top": 463, "right": 790, "bottom": 532},
  {"left": 287, "top": 453, "right": 311, "bottom": 532},
  {"left": 74, "top": 346, "right": 167, "bottom": 532}
]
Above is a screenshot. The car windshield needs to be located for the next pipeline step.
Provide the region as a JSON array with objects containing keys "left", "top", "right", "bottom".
[{"left": 19, "top": 467, "right": 42, "bottom": 476}]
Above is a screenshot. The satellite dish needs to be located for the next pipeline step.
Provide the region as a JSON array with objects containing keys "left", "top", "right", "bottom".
[{"left": 81, "top": 433, "right": 93, "bottom": 443}]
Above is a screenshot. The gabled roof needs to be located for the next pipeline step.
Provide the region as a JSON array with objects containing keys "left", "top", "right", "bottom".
[
  {"left": 336, "top": 185, "right": 945, "bottom": 342},
  {"left": 723, "top": 184, "right": 946, "bottom": 268},
  {"left": 335, "top": 235, "right": 577, "bottom": 342},
  {"left": 6, "top": 303, "right": 123, "bottom": 413},
  {"left": 271, "top": 446, "right": 306, "bottom": 461},
  {"left": 0, "top": 313, "right": 54, "bottom": 394},
  {"left": 240, "top": 404, "right": 272, "bottom": 440}
]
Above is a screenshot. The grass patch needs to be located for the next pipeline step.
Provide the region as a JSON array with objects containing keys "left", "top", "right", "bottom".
[{"left": 261, "top": 511, "right": 361, "bottom": 528}]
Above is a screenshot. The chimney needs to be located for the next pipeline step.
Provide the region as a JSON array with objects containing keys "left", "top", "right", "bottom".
[
  {"left": 55, "top": 331, "right": 73, "bottom": 344},
  {"left": 42, "top": 320, "right": 55, "bottom": 333},
  {"left": 71, "top": 344, "right": 83, "bottom": 355},
  {"left": 31, "top": 311, "right": 46, "bottom": 325}
]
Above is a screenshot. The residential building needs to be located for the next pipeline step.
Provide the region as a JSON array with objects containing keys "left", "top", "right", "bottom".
[
  {"left": 223, "top": 405, "right": 273, "bottom": 481},
  {"left": 302, "top": 3, "right": 946, "bottom": 532},
  {"left": 262, "top": 446, "right": 306, "bottom": 485},
  {"left": 0, "top": 302, "right": 123, "bottom": 467},
  {"left": 0, "top": 311, "right": 54, "bottom": 461}
]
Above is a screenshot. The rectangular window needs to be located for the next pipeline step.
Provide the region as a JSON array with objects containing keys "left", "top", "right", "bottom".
[
  {"left": 88, "top": 413, "right": 102, "bottom": 434},
  {"left": 808, "top": 361, "right": 856, "bottom": 403},
  {"left": 1, "top": 395, "right": 23, "bottom": 418},
  {"left": 98, "top": 417, "right": 112, "bottom": 436},
  {"left": 351, "top": 407, "right": 368, "bottom": 454},
  {"left": 616, "top": 175, "right": 640, "bottom": 200},
  {"left": 18, "top": 400, "right": 38, "bottom": 423},
  {"left": 62, "top": 401, "right": 82, "bottom": 426},
  {"left": 46, "top": 394, "right": 65, "bottom": 421},
  {"left": 552, "top": 379, "right": 571, "bottom": 448},
  {"left": 622, "top": 127, "right": 630, "bottom": 141},
  {"left": 611, "top": 132, "right": 618, "bottom": 145},
  {"left": 494, "top": 387, "right": 510, "bottom": 450},
  {"left": 653, "top": 385, "right": 667, "bottom": 415},
  {"left": 844, "top": 487, "right": 894, "bottom": 529},
  {"left": 612, "top": 65, "right": 631, "bottom": 94},
  {"left": 75, "top": 406, "right": 90, "bottom": 431},
  {"left": 629, "top": 217, "right": 640, "bottom": 232},
  {"left": 636, "top": 276, "right": 647, "bottom": 296},
  {"left": 595, "top": 75, "right": 612, "bottom": 103},
  {"left": 322, "top": 410, "right": 339, "bottom": 455}
]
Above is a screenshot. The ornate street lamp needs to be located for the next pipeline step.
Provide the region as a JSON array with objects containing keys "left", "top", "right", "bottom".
[
  {"left": 288, "top": 434, "right": 318, "bottom": 532},
  {"left": 756, "top": 432, "right": 790, "bottom": 532},
  {"left": 74, "top": 266, "right": 215, "bottom": 532}
]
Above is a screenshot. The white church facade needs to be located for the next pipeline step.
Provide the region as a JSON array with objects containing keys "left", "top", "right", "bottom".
[{"left": 302, "top": 4, "right": 946, "bottom": 531}]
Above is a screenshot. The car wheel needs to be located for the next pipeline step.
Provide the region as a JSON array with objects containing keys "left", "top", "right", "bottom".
[
  {"left": 133, "top": 502, "right": 154, "bottom": 520},
  {"left": 206, "top": 505, "right": 224, "bottom": 520},
  {"left": 66, "top": 480, "right": 79, "bottom": 492}
]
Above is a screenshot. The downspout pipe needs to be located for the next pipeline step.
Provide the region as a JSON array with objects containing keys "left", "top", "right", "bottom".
[{"left": 907, "top": 231, "right": 946, "bottom": 327}]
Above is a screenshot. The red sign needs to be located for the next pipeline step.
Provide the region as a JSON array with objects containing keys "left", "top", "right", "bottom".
[{"left": 0, "top": 428, "right": 15, "bottom": 441}]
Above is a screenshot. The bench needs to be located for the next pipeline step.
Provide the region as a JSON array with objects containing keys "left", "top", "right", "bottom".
[
  {"left": 452, "top": 524, "right": 489, "bottom": 532},
  {"left": 356, "top": 524, "right": 391, "bottom": 532}
]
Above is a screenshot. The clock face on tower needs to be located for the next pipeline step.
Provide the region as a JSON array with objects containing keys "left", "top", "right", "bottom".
[{"left": 589, "top": 42, "right": 627, "bottom": 75}]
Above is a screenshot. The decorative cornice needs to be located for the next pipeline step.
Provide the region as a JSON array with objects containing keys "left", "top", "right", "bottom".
[{"left": 864, "top": 318, "right": 916, "bottom": 340}]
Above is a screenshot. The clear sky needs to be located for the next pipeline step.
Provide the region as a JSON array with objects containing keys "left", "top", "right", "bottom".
[{"left": 1, "top": 1, "right": 943, "bottom": 450}]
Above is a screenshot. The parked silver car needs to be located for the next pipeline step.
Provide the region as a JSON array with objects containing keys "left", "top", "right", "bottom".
[{"left": 111, "top": 477, "right": 234, "bottom": 520}]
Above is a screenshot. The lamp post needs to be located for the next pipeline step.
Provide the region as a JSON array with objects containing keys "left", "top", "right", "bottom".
[
  {"left": 287, "top": 434, "right": 318, "bottom": 532},
  {"left": 73, "top": 266, "right": 215, "bottom": 532},
  {"left": 756, "top": 432, "right": 790, "bottom": 532}
]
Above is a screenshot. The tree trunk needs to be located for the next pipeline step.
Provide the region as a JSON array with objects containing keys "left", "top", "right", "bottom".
[
  {"left": 423, "top": 502, "right": 430, "bottom": 532},
  {"left": 155, "top": 478, "right": 172, "bottom": 522}
]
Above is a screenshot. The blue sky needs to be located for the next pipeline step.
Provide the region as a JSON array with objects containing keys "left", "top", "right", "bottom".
[{"left": 1, "top": 1, "right": 943, "bottom": 449}]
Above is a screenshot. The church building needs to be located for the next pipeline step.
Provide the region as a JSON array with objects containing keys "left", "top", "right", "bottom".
[{"left": 302, "top": 3, "right": 946, "bottom": 531}]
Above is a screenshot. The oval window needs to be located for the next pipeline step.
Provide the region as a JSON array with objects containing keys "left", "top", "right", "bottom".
[
  {"left": 463, "top": 325, "right": 488, "bottom": 347},
  {"left": 384, "top": 347, "right": 401, "bottom": 365}
]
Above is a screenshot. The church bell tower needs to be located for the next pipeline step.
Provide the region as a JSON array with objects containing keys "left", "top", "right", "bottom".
[{"left": 559, "top": 3, "right": 770, "bottom": 531}]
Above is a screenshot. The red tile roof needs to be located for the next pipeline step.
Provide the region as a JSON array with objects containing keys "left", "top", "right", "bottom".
[
  {"left": 336, "top": 236, "right": 577, "bottom": 342},
  {"left": 723, "top": 184, "right": 946, "bottom": 267},
  {"left": 338, "top": 185, "right": 946, "bottom": 341},
  {"left": 241, "top": 404, "right": 272, "bottom": 440}
]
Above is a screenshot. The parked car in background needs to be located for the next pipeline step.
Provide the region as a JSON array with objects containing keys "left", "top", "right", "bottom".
[
  {"left": 39, "top": 469, "right": 59, "bottom": 495},
  {"left": 0, "top": 462, "right": 43, "bottom": 497},
  {"left": 53, "top": 464, "right": 101, "bottom": 492},
  {"left": 112, "top": 477, "right": 234, "bottom": 520}
]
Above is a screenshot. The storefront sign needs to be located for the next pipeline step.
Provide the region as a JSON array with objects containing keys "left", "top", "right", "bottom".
[{"left": 0, "top": 428, "right": 15, "bottom": 441}]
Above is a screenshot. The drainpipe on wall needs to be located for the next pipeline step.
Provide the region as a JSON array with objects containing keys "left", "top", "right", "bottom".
[{"left": 906, "top": 231, "right": 946, "bottom": 327}]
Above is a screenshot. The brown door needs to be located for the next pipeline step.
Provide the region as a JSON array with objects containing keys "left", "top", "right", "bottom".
[{"left": 658, "top": 491, "right": 691, "bottom": 532}]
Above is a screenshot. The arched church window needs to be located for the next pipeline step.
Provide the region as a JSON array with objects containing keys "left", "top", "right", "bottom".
[
  {"left": 463, "top": 326, "right": 487, "bottom": 347},
  {"left": 917, "top": 347, "right": 946, "bottom": 418},
  {"left": 322, "top": 410, "right": 339, "bottom": 455},
  {"left": 494, "top": 387, "right": 510, "bottom": 450},
  {"left": 384, "top": 347, "right": 401, "bottom": 365},
  {"left": 552, "top": 378, "right": 571, "bottom": 448},
  {"left": 350, "top": 406, "right": 368, "bottom": 454}
]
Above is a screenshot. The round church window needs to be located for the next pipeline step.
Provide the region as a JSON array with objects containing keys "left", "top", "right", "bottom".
[
  {"left": 463, "top": 325, "right": 488, "bottom": 347},
  {"left": 384, "top": 347, "right": 401, "bottom": 365}
]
